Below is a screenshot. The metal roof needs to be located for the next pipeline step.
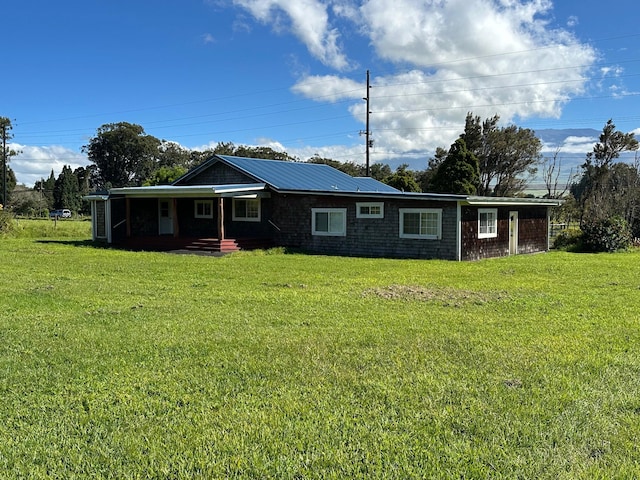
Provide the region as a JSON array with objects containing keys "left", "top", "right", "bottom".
[{"left": 216, "top": 155, "right": 401, "bottom": 194}]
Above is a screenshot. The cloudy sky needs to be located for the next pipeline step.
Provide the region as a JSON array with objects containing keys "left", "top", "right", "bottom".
[{"left": 5, "top": 0, "right": 640, "bottom": 186}]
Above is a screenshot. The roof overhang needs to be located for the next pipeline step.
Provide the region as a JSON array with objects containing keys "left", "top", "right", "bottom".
[
  {"left": 462, "top": 196, "right": 563, "bottom": 207},
  {"left": 83, "top": 194, "right": 109, "bottom": 201},
  {"left": 107, "top": 183, "right": 267, "bottom": 198}
]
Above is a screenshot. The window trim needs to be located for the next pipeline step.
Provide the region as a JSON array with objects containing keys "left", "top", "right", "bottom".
[
  {"left": 232, "top": 198, "right": 261, "bottom": 222},
  {"left": 194, "top": 200, "right": 213, "bottom": 219},
  {"left": 356, "top": 202, "right": 384, "bottom": 219},
  {"left": 478, "top": 208, "right": 498, "bottom": 239},
  {"left": 312, "top": 208, "right": 347, "bottom": 236},
  {"left": 399, "top": 208, "right": 442, "bottom": 240}
]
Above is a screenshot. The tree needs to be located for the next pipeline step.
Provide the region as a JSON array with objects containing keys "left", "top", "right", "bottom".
[
  {"left": 1, "top": 117, "right": 19, "bottom": 207},
  {"left": 211, "top": 142, "right": 297, "bottom": 161},
  {"left": 576, "top": 119, "right": 639, "bottom": 224},
  {"left": 143, "top": 165, "right": 187, "bottom": 186},
  {"left": 369, "top": 163, "right": 392, "bottom": 182},
  {"left": 542, "top": 147, "right": 574, "bottom": 199},
  {"left": 384, "top": 164, "right": 421, "bottom": 192},
  {"left": 459, "top": 113, "right": 541, "bottom": 196},
  {"left": 420, "top": 147, "right": 448, "bottom": 192},
  {"left": 0, "top": 167, "right": 16, "bottom": 207},
  {"left": 157, "top": 141, "right": 194, "bottom": 170},
  {"left": 83, "top": 122, "right": 161, "bottom": 188},
  {"left": 307, "top": 155, "right": 365, "bottom": 177},
  {"left": 54, "top": 165, "right": 81, "bottom": 212},
  {"left": 430, "top": 138, "right": 479, "bottom": 195}
]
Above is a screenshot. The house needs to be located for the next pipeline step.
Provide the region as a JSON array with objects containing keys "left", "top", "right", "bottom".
[{"left": 85, "top": 155, "right": 561, "bottom": 261}]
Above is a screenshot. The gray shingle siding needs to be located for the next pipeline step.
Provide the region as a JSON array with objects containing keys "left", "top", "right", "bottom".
[{"left": 271, "top": 194, "right": 458, "bottom": 260}]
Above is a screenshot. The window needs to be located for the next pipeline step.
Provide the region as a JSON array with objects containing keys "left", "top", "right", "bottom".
[
  {"left": 194, "top": 200, "right": 213, "bottom": 219},
  {"left": 312, "top": 208, "right": 347, "bottom": 236},
  {"left": 399, "top": 208, "right": 442, "bottom": 239},
  {"left": 356, "top": 202, "right": 384, "bottom": 219},
  {"left": 233, "top": 198, "right": 261, "bottom": 222},
  {"left": 478, "top": 208, "right": 498, "bottom": 238}
]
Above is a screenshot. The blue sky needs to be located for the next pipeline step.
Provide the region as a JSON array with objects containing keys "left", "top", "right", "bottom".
[{"left": 5, "top": 0, "right": 640, "bottom": 186}]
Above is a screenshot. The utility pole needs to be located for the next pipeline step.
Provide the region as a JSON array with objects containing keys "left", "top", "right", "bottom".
[
  {"left": 360, "top": 70, "right": 373, "bottom": 176},
  {"left": 2, "top": 123, "right": 6, "bottom": 208}
]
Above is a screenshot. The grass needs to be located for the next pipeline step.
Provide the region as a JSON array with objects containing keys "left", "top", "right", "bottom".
[{"left": 1, "top": 220, "right": 640, "bottom": 478}]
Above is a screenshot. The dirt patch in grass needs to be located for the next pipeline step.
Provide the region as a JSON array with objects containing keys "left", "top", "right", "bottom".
[{"left": 362, "top": 285, "right": 510, "bottom": 307}]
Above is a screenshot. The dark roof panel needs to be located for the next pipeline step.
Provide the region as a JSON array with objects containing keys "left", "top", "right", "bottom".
[{"left": 216, "top": 155, "right": 400, "bottom": 193}]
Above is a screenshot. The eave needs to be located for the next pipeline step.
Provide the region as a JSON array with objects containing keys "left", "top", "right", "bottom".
[
  {"left": 107, "top": 183, "right": 267, "bottom": 198},
  {"left": 462, "top": 196, "right": 563, "bottom": 207}
]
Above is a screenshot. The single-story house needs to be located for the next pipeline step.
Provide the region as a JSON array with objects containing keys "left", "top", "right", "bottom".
[{"left": 85, "top": 155, "right": 561, "bottom": 261}]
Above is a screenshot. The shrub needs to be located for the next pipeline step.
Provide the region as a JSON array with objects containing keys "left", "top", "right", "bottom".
[
  {"left": 552, "top": 227, "right": 583, "bottom": 251},
  {"left": 581, "top": 216, "right": 632, "bottom": 252},
  {"left": 0, "top": 209, "right": 14, "bottom": 235}
]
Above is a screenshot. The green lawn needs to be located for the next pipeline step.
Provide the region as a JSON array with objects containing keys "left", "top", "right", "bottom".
[{"left": 1, "top": 221, "right": 640, "bottom": 478}]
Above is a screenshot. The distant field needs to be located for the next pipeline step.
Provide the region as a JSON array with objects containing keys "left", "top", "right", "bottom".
[{"left": 1, "top": 221, "right": 639, "bottom": 478}]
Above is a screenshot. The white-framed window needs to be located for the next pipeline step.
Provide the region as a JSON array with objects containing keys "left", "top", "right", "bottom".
[
  {"left": 194, "top": 200, "right": 213, "bottom": 219},
  {"left": 478, "top": 208, "right": 498, "bottom": 239},
  {"left": 312, "top": 208, "right": 347, "bottom": 236},
  {"left": 399, "top": 208, "right": 442, "bottom": 239},
  {"left": 356, "top": 202, "right": 384, "bottom": 219},
  {"left": 233, "top": 198, "right": 261, "bottom": 222}
]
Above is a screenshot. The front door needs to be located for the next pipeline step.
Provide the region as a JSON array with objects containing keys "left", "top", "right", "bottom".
[
  {"left": 509, "top": 211, "right": 518, "bottom": 255},
  {"left": 159, "top": 199, "right": 174, "bottom": 235}
]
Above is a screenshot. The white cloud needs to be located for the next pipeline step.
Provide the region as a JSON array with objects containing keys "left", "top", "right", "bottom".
[
  {"left": 552, "top": 135, "right": 597, "bottom": 154},
  {"left": 202, "top": 33, "right": 216, "bottom": 44},
  {"left": 291, "top": 75, "right": 364, "bottom": 102},
  {"left": 10, "top": 144, "right": 90, "bottom": 187},
  {"left": 232, "top": 0, "right": 350, "bottom": 70},
  {"left": 278, "top": 0, "right": 598, "bottom": 161}
]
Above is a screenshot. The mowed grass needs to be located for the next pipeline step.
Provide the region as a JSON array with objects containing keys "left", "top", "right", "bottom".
[{"left": 1, "top": 221, "right": 640, "bottom": 478}]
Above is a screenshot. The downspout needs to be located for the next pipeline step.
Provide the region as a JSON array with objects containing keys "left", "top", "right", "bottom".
[
  {"left": 456, "top": 201, "right": 462, "bottom": 261},
  {"left": 106, "top": 199, "right": 113, "bottom": 244}
]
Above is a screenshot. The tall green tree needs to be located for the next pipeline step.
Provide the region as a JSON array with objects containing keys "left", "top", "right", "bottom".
[
  {"left": 459, "top": 113, "right": 541, "bottom": 196},
  {"left": 1, "top": 117, "right": 19, "bottom": 207},
  {"left": 574, "top": 120, "right": 639, "bottom": 225},
  {"left": 83, "top": 122, "right": 161, "bottom": 188},
  {"left": 54, "top": 165, "right": 81, "bottom": 212},
  {"left": 430, "top": 138, "right": 479, "bottom": 195}
]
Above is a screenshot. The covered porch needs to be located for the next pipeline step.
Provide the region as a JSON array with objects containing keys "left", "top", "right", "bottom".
[{"left": 88, "top": 183, "right": 274, "bottom": 253}]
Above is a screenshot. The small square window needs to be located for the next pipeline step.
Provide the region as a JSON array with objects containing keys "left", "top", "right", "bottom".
[
  {"left": 194, "top": 200, "right": 213, "bottom": 219},
  {"left": 356, "top": 202, "right": 384, "bottom": 218}
]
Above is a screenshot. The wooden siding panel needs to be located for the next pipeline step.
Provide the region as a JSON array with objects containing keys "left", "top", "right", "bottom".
[
  {"left": 518, "top": 207, "right": 549, "bottom": 254},
  {"left": 461, "top": 206, "right": 549, "bottom": 260}
]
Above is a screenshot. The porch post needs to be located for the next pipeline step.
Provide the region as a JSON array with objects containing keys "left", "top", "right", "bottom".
[
  {"left": 172, "top": 198, "right": 179, "bottom": 237},
  {"left": 217, "top": 197, "right": 225, "bottom": 240},
  {"left": 126, "top": 197, "right": 131, "bottom": 237}
]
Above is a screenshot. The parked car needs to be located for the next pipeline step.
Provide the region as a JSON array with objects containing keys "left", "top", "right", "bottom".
[{"left": 50, "top": 209, "right": 72, "bottom": 218}]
